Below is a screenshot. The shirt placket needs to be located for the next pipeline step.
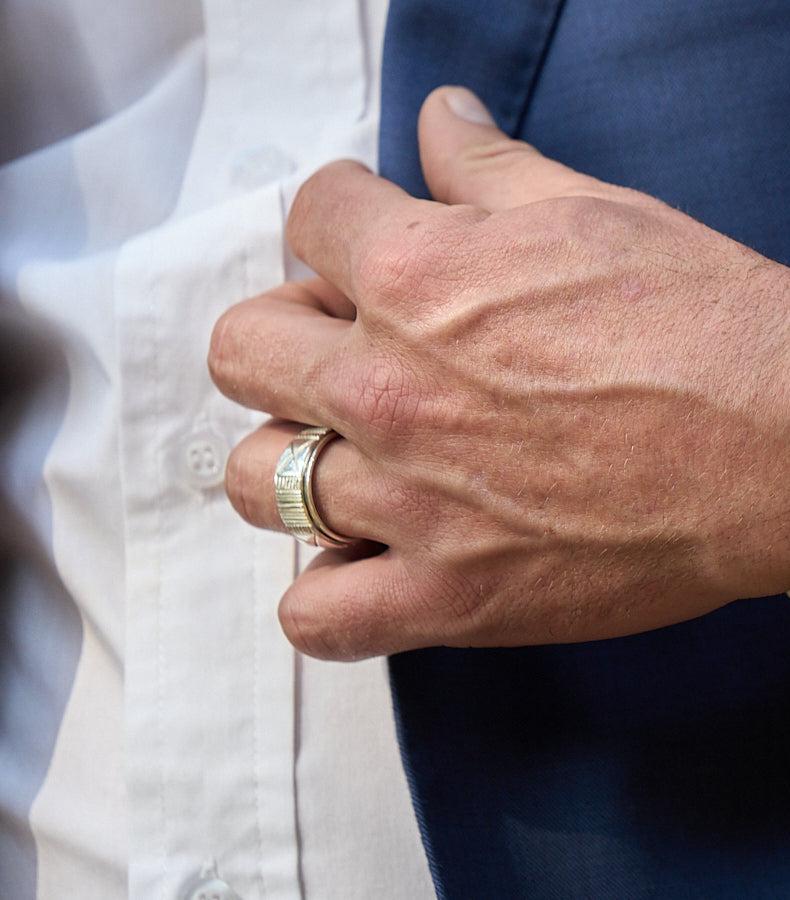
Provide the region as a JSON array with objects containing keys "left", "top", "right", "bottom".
[
  {"left": 118, "top": 180, "right": 301, "bottom": 900},
  {"left": 118, "top": 1, "right": 369, "bottom": 897}
]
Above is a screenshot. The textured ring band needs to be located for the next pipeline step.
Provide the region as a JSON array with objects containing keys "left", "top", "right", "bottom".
[{"left": 273, "top": 426, "right": 354, "bottom": 548}]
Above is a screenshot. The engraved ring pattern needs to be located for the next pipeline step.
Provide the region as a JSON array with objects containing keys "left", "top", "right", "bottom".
[{"left": 273, "top": 426, "right": 354, "bottom": 548}]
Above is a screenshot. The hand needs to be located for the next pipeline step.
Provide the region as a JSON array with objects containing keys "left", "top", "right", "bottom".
[{"left": 209, "top": 86, "right": 790, "bottom": 660}]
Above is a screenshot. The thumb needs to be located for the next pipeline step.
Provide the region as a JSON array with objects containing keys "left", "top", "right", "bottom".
[{"left": 418, "top": 85, "right": 604, "bottom": 210}]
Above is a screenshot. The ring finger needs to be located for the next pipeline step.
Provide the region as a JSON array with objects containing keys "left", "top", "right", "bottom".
[{"left": 225, "top": 419, "right": 392, "bottom": 545}]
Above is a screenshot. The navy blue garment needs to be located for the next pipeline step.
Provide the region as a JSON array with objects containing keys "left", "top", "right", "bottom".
[{"left": 379, "top": 2, "right": 790, "bottom": 897}]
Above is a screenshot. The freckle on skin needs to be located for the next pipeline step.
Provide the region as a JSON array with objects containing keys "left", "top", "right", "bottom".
[{"left": 406, "top": 221, "right": 422, "bottom": 230}]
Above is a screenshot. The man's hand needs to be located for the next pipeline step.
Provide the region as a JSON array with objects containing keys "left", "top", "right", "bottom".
[{"left": 209, "top": 86, "right": 790, "bottom": 660}]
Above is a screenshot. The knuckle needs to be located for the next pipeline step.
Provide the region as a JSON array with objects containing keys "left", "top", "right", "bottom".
[
  {"left": 528, "top": 195, "right": 639, "bottom": 263},
  {"left": 357, "top": 233, "right": 435, "bottom": 302},
  {"left": 550, "top": 194, "right": 647, "bottom": 244},
  {"left": 207, "top": 306, "right": 239, "bottom": 389},
  {"left": 386, "top": 476, "right": 437, "bottom": 529},
  {"left": 358, "top": 212, "right": 477, "bottom": 306},
  {"left": 287, "top": 160, "right": 369, "bottom": 257},
  {"left": 285, "top": 176, "right": 317, "bottom": 257},
  {"left": 278, "top": 588, "right": 367, "bottom": 661},
  {"left": 551, "top": 194, "right": 615, "bottom": 230},
  {"left": 339, "top": 356, "right": 423, "bottom": 439},
  {"left": 278, "top": 595, "right": 336, "bottom": 659},
  {"left": 419, "top": 563, "right": 487, "bottom": 631},
  {"left": 224, "top": 442, "right": 256, "bottom": 525}
]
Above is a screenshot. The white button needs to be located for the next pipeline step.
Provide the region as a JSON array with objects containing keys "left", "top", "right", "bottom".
[
  {"left": 181, "top": 862, "right": 242, "bottom": 900},
  {"left": 180, "top": 428, "right": 229, "bottom": 491}
]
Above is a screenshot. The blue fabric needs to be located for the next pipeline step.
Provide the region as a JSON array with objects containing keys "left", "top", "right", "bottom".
[{"left": 379, "top": 2, "right": 790, "bottom": 897}]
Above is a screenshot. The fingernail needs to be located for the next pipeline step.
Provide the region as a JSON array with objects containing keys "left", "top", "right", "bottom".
[{"left": 444, "top": 87, "right": 496, "bottom": 126}]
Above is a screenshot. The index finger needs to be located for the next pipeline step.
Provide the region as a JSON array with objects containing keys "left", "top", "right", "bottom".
[{"left": 286, "top": 160, "right": 441, "bottom": 305}]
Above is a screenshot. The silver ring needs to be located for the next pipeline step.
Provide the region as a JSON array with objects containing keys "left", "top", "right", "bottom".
[{"left": 273, "top": 426, "right": 354, "bottom": 548}]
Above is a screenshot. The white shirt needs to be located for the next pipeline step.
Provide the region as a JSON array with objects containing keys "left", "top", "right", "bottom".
[{"left": 0, "top": 1, "right": 434, "bottom": 897}]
